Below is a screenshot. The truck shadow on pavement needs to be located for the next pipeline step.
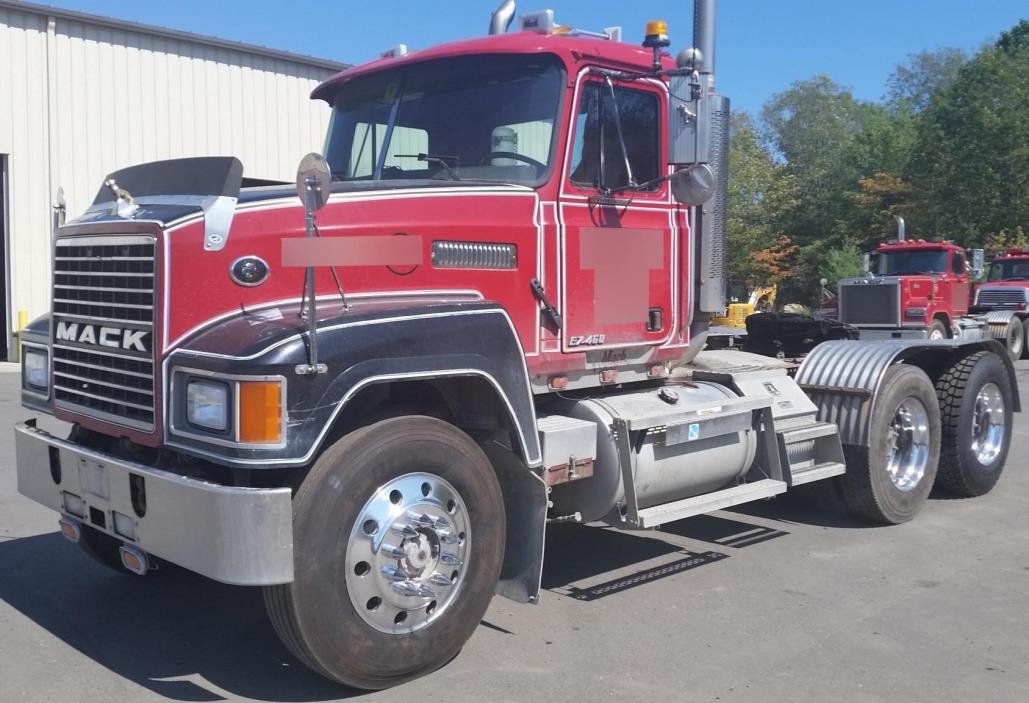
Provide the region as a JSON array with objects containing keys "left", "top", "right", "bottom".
[
  {"left": 0, "top": 532, "right": 359, "bottom": 702},
  {"left": 0, "top": 494, "right": 881, "bottom": 700}
]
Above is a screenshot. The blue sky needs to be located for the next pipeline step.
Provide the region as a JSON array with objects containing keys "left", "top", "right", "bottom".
[{"left": 43, "top": 0, "right": 1027, "bottom": 116}]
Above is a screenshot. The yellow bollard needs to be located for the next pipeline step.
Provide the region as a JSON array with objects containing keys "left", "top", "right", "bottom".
[{"left": 16, "top": 309, "right": 27, "bottom": 362}]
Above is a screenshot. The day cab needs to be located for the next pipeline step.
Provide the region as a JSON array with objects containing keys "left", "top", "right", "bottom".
[{"left": 838, "top": 238, "right": 972, "bottom": 340}]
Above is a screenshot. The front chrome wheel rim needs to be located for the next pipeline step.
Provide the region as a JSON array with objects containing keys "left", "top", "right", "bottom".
[
  {"left": 346, "top": 472, "right": 470, "bottom": 634},
  {"left": 884, "top": 397, "right": 931, "bottom": 492},
  {"left": 971, "top": 382, "right": 1005, "bottom": 465},
  {"left": 929, "top": 328, "right": 945, "bottom": 340}
]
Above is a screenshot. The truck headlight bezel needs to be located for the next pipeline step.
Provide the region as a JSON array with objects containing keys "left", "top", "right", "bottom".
[
  {"left": 171, "top": 368, "right": 286, "bottom": 448},
  {"left": 22, "top": 345, "right": 50, "bottom": 397}
]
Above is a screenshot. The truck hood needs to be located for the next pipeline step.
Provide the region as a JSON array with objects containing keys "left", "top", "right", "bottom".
[
  {"left": 58, "top": 157, "right": 540, "bottom": 355},
  {"left": 70, "top": 156, "right": 523, "bottom": 231}
]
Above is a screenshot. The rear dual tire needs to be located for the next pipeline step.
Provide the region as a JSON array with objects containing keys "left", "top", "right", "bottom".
[
  {"left": 1004, "top": 317, "right": 1024, "bottom": 360},
  {"left": 841, "top": 364, "right": 941, "bottom": 524},
  {"left": 264, "top": 416, "right": 505, "bottom": 690},
  {"left": 934, "top": 351, "right": 1012, "bottom": 497}
]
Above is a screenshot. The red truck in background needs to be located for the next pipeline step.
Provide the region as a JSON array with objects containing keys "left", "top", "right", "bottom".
[
  {"left": 837, "top": 218, "right": 1027, "bottom": 358},
  {"left": 972, "top": 248, "right": 1029, "bottom": 314}
]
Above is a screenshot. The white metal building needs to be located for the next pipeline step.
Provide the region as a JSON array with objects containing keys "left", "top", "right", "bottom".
[{"left": 0, "top": 0, "right": 347, "bottom": 358}]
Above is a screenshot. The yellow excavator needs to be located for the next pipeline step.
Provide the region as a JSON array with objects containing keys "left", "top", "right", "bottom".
[{"left": 711, "top": 284, "right": 777, "bottom": 329}]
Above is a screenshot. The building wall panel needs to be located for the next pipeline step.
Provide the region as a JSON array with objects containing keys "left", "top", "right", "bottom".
[{"left": 0, "top": 6, "right": 340, "bottom": 338}]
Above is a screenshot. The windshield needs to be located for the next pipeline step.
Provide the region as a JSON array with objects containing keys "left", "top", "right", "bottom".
[
  {"left": 988, "top": 259, "right": 1029, "bottom": 281},
  {"left": 323, "top": 54, "right": 564, "bottom": 186},
  {"left": 877, "top": 249, "right": 948, "bottom": 276}
]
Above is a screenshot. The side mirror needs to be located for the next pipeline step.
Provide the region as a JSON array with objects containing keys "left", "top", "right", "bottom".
[
  {"left": 970, "top": 249, "right": 985, "bottom": 277},
  {"left": 670, "top": 164, "right": 716, "bottom": 206},
  {"left": 295, "top": 153, "right": 331, "bottom": 211}
]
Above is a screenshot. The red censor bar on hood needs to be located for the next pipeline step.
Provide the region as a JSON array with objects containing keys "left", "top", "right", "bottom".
[{"left": 281, "top": 235, "right": 423, "bottom": 268}]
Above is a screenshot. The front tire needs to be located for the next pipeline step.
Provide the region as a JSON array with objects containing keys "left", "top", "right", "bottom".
[
  {"left": 934, "top": 351, "right": 1013, "bottom": 497},
  {"left": 264, "top": 416, "right": 505, "bottom": 689},
  {"left": 840, "top": 364, "right": 941, "bottom": 524},
  {"left": 928, "top": 319, "right": 949, "bottom": 340}
]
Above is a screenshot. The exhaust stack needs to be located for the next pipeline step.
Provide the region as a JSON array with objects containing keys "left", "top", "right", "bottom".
[
  {"left": 692, "top": 0, "right": 716, "bottom": 79},
  {"left": 489, "top": 0, "right": 516, "bottom": 34},
  {"left": 669, "top": 0, "right": 730, "bottom": 318},
  {"left": 896, "top": 215, "right": 906, "bottom": 242}
]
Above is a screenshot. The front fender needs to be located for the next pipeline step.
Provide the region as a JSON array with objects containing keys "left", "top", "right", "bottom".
[{"left": 166, "top": 299, "right": 541, "bottom": 469}]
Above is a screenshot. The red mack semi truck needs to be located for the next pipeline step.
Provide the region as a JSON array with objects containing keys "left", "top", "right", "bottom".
[
  {"left": 837, "top": 217, "right": 1028, "bottom": 357},
  {"left": 14, "top": 0, "right": 1021, "bottom": 689}
]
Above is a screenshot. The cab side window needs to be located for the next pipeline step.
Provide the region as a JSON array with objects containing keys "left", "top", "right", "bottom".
[
  {"left": 569, "top": 84, "right": 660, "bottom": 191},
  {"left": 952, "top": 253, "right": 966, "bottom": 275}
]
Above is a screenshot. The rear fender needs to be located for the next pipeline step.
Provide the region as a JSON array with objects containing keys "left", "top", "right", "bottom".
[{"left": 796, "top": 338, "right": 1019, "bottom": 448}]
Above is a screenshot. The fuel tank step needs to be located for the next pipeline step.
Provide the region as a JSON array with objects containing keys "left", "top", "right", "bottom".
[
  {"left": 788, "top": 461, "right": 847, "bottom": 486},
  {"left": 635, "top": 478, "right": 787, "bottom": 529}
]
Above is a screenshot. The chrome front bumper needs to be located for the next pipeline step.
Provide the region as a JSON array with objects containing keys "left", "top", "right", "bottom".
[{"left": 15, "top": 420, "right": 294, "bottom": 586}]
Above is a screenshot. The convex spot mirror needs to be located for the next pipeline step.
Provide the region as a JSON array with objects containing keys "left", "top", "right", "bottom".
[
  {"left": 670, "top": 164, "right": 715, "bottom": 206},
  {"left": 295, "top": 153, "right": 332, "bottom": 211}
]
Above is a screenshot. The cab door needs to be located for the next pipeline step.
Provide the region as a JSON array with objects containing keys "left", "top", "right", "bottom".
[
  {"left": 950, "top": 250, "right": 970, "bottom": 315},
  {"left": 557, "top": 76, "right": 675, "bottom": 353}
]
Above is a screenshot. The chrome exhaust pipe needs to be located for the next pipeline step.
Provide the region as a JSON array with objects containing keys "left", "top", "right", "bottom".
[
  {"left": 896, "top": 215, "right": 906, "bottom": 241},
  {"left": 489, "top": 0, "right": 516, "bottom": 34}
]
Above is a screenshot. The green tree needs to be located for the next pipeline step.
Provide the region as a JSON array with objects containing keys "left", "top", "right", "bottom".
[
  {"left": 725, "top": 112, "right": 798, "bottom": 288},
  {"left": 761, "top": 75, "right": 867, "bottom": 245},
  {"left": 908, "top": 20, "right": 1029, "bottom": 246},
  {"left": 819, "top": 245, "right": 866, "bottom": 286},
  {"left": 886, "top": 48, "right": 968, "bottom": 112}
]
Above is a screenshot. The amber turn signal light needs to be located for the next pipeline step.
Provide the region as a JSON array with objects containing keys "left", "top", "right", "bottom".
[{"left": 238, "top": 381, "right": 283, "bottom": 444}]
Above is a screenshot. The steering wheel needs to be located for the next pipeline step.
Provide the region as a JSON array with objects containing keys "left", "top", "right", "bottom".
[{"left": 479, "top": 151, "right": 546, "bottom": 169}]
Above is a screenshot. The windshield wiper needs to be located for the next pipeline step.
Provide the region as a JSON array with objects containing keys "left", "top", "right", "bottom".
[{"left": 394, "top": 153, "right": 461, "bottom": 181}]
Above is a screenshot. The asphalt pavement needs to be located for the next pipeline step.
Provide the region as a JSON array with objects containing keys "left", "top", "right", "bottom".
[{"left": 2, "top": 366, "right": 1028, "bottom": 703}]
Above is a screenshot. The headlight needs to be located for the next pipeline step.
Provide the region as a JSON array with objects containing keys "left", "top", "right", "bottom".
[
  {"left": 23, "top": 348, "right": 49, "bottom": 391},
  {"left": 186, "top": 380, "right": 229, "bottom": 432}
]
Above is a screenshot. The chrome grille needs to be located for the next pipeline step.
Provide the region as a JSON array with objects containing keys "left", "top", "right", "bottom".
[
  {"left": 975, "top": 288, "right": 1027, "bottom": 308},
  {"left": 52, "top": 235, "right": 157, "bottom": 431},
  {"left": 838, "top": 282, "right": 900, "bottom": 325}
]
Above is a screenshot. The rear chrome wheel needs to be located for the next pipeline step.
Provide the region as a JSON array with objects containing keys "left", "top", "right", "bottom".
[
  {"left": 346, "top": 473, "right": 470, "bottom": 635},
  {"left": 970, "top": 383, "right": 1005, "bottom": 466},
  {"left": 884, "top": 397, "right": 931, "bottom": 492}
]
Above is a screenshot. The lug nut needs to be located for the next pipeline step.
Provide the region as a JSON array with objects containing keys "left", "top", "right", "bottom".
[
  {"left": 428, "top": 571, "right": 454, "bottom": 587},
  {"left": 381, "top": 542, "right": 406, "bottom": 560},
  {"left": 391, "top": 580, "right": 436, "bottom": 598},
  {"left": 390, "top": 524, "right": 419, "bottom": 539},
  {"left": 440, "top": 552, "right": 463, "bottom": 566},
  {"left": 381, "top": 565, "right": 407, "bottom": 582}
]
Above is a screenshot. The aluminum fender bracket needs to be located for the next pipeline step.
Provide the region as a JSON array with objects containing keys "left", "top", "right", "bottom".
[
  {"left": 796, "top": 338, "right": 1019, "bottom": 448},
  {"left": 15, "top": 421, "right": 293, "bottom": 586}
]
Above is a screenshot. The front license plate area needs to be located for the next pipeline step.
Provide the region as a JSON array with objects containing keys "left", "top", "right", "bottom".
[{"left": 78, "top": 456, "right": 110, "bottom": 501}]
